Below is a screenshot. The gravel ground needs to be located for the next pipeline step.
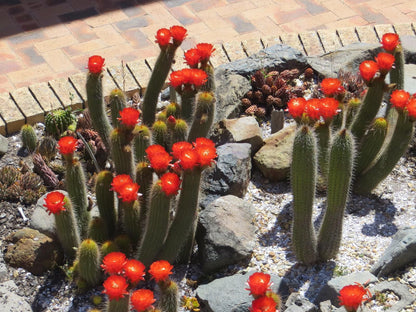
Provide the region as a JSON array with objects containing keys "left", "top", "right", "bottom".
[{"left": 1, "top": 121, "right": 416, "bottom": 311}]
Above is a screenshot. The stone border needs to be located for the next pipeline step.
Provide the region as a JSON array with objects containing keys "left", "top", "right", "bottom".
[{"left": 0, "top": 23, "right": 415, "bottom": 136}]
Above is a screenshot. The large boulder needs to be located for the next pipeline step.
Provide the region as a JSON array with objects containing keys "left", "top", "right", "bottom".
[
  {"left": 253, "top": 124, "right": 296, "bottom": 182},
  {"left": 196, "top": 195, "right": 256, "bottom": 274},
  {"left": 371, "top": 227, "right": 416, "bottom": 277},
  {"left": 196, "top": 272, "right": 289, "bottom": 312},
  {"left": 4, "top": 228, "right": 62, "bottom": 275},
  {"left": 200, "top": 143, "right": 251, "bottom": 208}
]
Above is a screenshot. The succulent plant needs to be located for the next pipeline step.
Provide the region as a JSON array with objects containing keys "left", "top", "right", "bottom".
[{"left": 45, "top": 108, "right": 77, "bottom": 139}]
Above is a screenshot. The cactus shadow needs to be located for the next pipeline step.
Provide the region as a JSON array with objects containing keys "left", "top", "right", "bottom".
[{"left": 348, "top": 194, "right": 398, "bottom": 237}]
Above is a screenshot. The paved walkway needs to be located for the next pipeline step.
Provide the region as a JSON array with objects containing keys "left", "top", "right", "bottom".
[{"left": 0, "top": 0, "right": 416, "bottom": 134}]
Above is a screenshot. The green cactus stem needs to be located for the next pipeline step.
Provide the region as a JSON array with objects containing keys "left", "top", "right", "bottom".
[
  {"left": 135, "top": 162, "right": 153, "bottom": 230},
  {"left": 158, "top": 279, "right": 179, "bottom": 312},
  {"left": 142, "top": 46, "right": 180, "bottom": 126},
  {"left": 133, "top": 125, "right": 151, "bottom": 162},
  {"left": 137, "top": 182, "right": 171, "bottom": 266},
  {"left": 54, "top": 196, "right": 80, "bottom": 260},
  {"left": 95, "top": 170, "right": 117, "bottom": 238},
  {"left": 120, "top": 200, "right": 141, "bottom": 247},
  {"left": 180, "top": 89, "right": 197, "bottom": 123},
  {"left": 65, "top": 157, "right": 90, "bottom": 239},
  {"left": 101, "top": 241, "right": 119, "bottom": 258},
  {"left": 349, "top": 77, "right": 385, "bottom": 141},
  {"left": 107, "top": 296, "right": 129, "bottom": 312},
  {"left": 152, "top": 120, "right": 169, "bottom": 148},
  {"left": 354, "top": 110, "right": 414, "bottom": 194},
  {"left": 345, "top": 98, "right": 361, "bottom": 128},
  {"left": 290, "top": 126, "right": 318, "bottom": 264},
  {"left": 314, "top": 122, "right": 330, "bottom": 184},
  {"left": 114, "top": 234, "right": 131, "bottom": 256},
  {"left": 109, "top": 89, "right": 127, "bottom": 128},
  {"left": 158, "top": 168, "right": 202, "bottom": 263},
  {"left": 88, "top": 217, "right": 109, "bottom": 244},
  {"left": 21, "top": 124, "right": 37, "bottom": 153},
  {"left": 166, "top": 102, "right": 179, "bottom": 118},
  {"left": 171, "top": 119, "right": 188, "bottom": 145},
  {"left": 86, "top": 72, "right": 113, "bottom": 152},
  {"left": 45, "top": 109, "right": 76, "bottom": 139},
  {"left": 390, "top": 45, "right": 405, "bottom": 90},
  {"left": 355, "top": 117, "right": 388, "bottom": 175},
  {"left": 201, "top": 63, "right": 215, "bottom": 92},
  {"left": 78, "top": 239, "right": 102, "bottom": 286},
  {"left": 318, "top": 128, "right": 354, "bottom": 261},
  {"left": 110, "top": 128, "right": 134, "bottom": 176},
  {"left": 187, "top": 91, "right": 215, "bottom": 142}
]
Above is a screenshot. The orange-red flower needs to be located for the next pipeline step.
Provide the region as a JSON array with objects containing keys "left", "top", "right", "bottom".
[
  {"left": 148, "top": 260, "right": 173, "bottom": 282},
  {"left": 250, "top": 296, "right": 277, "bottom": 312},
  {"left": 58, "top": 136, "right": 78, "bottom": 155},
  {"left": 131, "top": 289, "right": 156, "bottom": 312},
  {"left": 189, "top": 68, "right": 208, "bottom": 87},
  {"left": 320, "top": 78, "right": 345, "bottom": 96},
  {"left": 339, "top": 284, "right": 371, "bottom": 312},
  {"left": 305, "top": 98, "right": 321, "bottom": 120},
  {"left": 287, "top": 97, "right": 306, "bottom": 118},
  {"left": 195, "top": 145, "right": 217, "bottom": 167},
  {"left": 145, "top": 144, "right": 167, "bottom": 157},
  {"left": 172, "top": 141, "right": 193, "bottom": 159},
  {"left": 193, "top": 137, "right": 216, "bottom": 148},
  {"left": 184, "top": 48, "right": 201, "bottom": 67},
  {"left": 359, "top": 60, "right": 379, "bottom": 82},
  {"left": 117, "top": 181, "right": 140, "bottom": 203},
  {"left": 177, "top": 148, "right": 199, "bottom": 170},
  {"left": 147, "top": 150, "right": 172, "bottom": 173},
  {"left": 118, "top": 107, "right": 140, "bottom": 127},
  {"left": 88, "top": 55, "right": 105, "bottom": 74},
  {"left": 170, "top": 25, "right": 187, "bottom": 44},
  {"left": 111, "top": 174, "right": 134, "bottom": 193},
  {"left": 320, "top": 97, "right": 340, "bottom": 120},
  {"left": 246, "top": 272, "right": 272, "bottom": 297},
  {"left": 101, "top": 252, "right": 127, "bottom": 275},
  {"left": 160, "top": 172, "right": 182, "bottom": 196},
  {"left": 155, "top": 28, "right": 171, "bottom": 47},
  {"left": 43, "top": 191, "right": 66, "bottom": 215},
  {"left": 196, "top": 43, "right": 215, "bottom": 62},
  {"left": 390, "top": 89, "right": 410, "bottom": 110},
  {"left": 406, "top": 98, "right": 416, "bottom": 120},
  {"left": 102, "top": 275, "right": 129, "bottom": 301},
  {"left": 375, "top": 52, "right": 395, "bottom": 73},
  {"left": 123, "top": 259, "right": 145, "bottom": 284},
  {"left": 381, "top": 33, "right": 400, "bottom": 51},
  {"left": 169, "top": 68, "right": 208, "bottom": 88}
]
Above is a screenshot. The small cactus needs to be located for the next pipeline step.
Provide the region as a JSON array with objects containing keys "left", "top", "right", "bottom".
[
  {"left": 77, "top": 239, "right": 102, "bottom": 286},
  {"left": 45, "top": 108, "right": 76, "bottom": 139},
  {"left": 21, "top": 124, "right": 37, "bottom": 153}
]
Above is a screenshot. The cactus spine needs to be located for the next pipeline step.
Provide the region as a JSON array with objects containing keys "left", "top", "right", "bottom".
[
  {"left": 21, "top": 124, "right": 37, "bottom": 153},
  {"left": 187, "top": 92, "right": 216, "bottom": 142},
  {"left": 88, "top": 217, "right": 109, "bottom": 243},
  {"left": 107, "top": 296, "right": 129, "bottom": 312},
  {"left": 317, "top": 129, "right": 354, "bottom": 260},
  {"left": 109, "top": 89, "right": 127, "bottom": 128},
  {"left": 110, "top": 129, "right": 134, "bottom": 176},
  {"left": 78, "top": 239, "right": 101, "bottom": 286},
  {"left": 133, "top": 125, "right": 151, "bottom": 162},
  {"left": 290, "top": 126, "right": 318, "bottom": 264},
  {"left": 120, "top": 200, "right": 141, "bottom": 246},
  {"left": 96, "top": 170, "right": 117, "bottom": 238},
  {"left": 158, "top": 280, "right": 179, "bottom": 312},
  {"left": 45, "top": 109, "right": 76, "bottom": 138}
]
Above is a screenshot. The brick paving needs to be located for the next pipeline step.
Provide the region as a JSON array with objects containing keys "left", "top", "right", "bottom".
[{"left": 0, "top": 0, "right": 416, "bottom": 134}]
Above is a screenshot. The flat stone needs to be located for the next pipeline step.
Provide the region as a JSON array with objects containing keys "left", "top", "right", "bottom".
[
  {"left": 285, "top": 293, "right": 317, "bottom": 312},
  {"left": 374, "top": 24, "right": 395, "bottom": 39},
  {"left": 371, "top": 281, "right": 415, "bottom": 312},
  {"left": 280, "top": 33, "right": 305, "bottom": 55},
  {"left": 68, "top": 72, "right": 88, "bottom": 102},
  {"left": 317, "top": 29, "right": 342, "bottom": 54},
  {"left": 29, "top": 82, "right": 63, "bottom": 113},
  {"left": 0, "top": 280, "right": 32, "bottom": 312},
  {"left": 127, "top": 59, "right": 152, "bottom": 90},
  {"left": 241, "top": 38, "right": 263, "bottom": 57},
  {"left": 0, "top": 134, "right": 8, "bottom": 156},
  {"left": 299, "top": 31, "right": 324, "bottom": 56},
  {"left": 393, "top": 23, "right": 415, "bottom": 37},
  {"left": 48, "top": 77, "right": 83, "bottom": 109},
  {"left": 355, "top": 25, "right": 379, "bottom": 44},
  {"left": 261, "top": 35, "right": 282, "bottom": 49},
  {"left": 107, "top": 63, "right": 140, "bottom": 97},
  {"left": 223, "top": 41, "right": 247, "bottom": 62},
  {"left": 336, "top": 27, "right": 359, "bottom": 47},
  {"left": 209, "top": 43, "right": 230, "bottom": 68},
  {"left": 10, "top": 87, "right": 45, "bottom": 125},
  {"left": 0, "top": 92, "right": 25, "bottom": 134}
]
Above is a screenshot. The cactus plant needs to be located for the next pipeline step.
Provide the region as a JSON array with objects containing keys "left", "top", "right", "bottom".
[
  {"left": 21, "top": 124, "right": 37, "bottom": 153},
  {"left": 78, "top": 239, "right": 102, "bottom": 286},
  {"left": 44, "top": 108, "right": 76, "bottom": 139}
]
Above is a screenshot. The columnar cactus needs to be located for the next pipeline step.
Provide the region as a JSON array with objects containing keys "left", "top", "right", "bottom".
[
  {"left": 288, "top": 32, "right": 415, "bottom": 264},
  {"left": 21, "top": 124, "right": 37, "bottom": 153}
]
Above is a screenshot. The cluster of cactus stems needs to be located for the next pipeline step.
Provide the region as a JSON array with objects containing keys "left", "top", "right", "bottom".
[
  {"left": 245, "top": 272, "right": 282, "bottom": 312},
  {"left": 288, "top": 33, "right": 416, "bottom": 264},
  {"left": 42, "top": 25, "right": 217, "bottom": 306}
]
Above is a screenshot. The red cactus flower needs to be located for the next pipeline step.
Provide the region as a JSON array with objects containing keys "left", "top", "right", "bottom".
[
  {"left": 170, "top": 25, "right": 187, "bottom": 44},
  {"left": 196, "top": 43, "right": 215, "bottom": 62},
  {"left": 250, "top": 296, "right": 277, "bottom": 312},
  {"left": 195, "top": 145, "right": 217, "bottom": 167},
  {"left": 320, "top": 97, "right": 340, "bottom": 120},
  {"left": 117, "top": 181, "right": 140, "bottom": 203},
  {"left": 287, "top": 97, "right": 306, "bottom": 118},
  {"left": 111, "top": 174, "right": 134, "bottom": 193},
  {"left": 193, "top": 137, "right": 215, "bottom": 148},
  {"left": 88, "top": 55, "right": 105, "bottom": 74},
  {"left": 43, "top": 191, "right": 66, "bottom": 215},
  {"left": 167, "top": 115, "right": 176, "bottom": 125},
  {"left": 155, "top": 28, "right": 171, "bottom": 47},
  {"left": 338, "top": 283, "right": 371, "bottom": 312},
  {"left": 390, "top": 89, "right": 410, "bottom": 109},
  {"left": 118, "top": 107, "right": 140, "bottom": 127},
  {"left": 160, "top": 172, "right": 182, "bottom": 196},
  {"left": 189, "top": 68, "right": 208, "bottom": 87},
  {"left": 131, "top": 289, "right": 156, "bottom": 312},
  {"left": 101, "top": 252, "right": 127, "bottom": 275},
  {"left": 147, "top": 150, "right": 172, "bottom": 173},
  {"left": 359, "top": 60, "right": 379, "bottom": 82},
  {"left": 169, "top": 70, "right": 184, "bottom": 88},
  {"left": 320, "top": 78, "right": 345, "bottom": 96},
  {"left": 102, "top": 275, "right": 129, "bottom": 301},
  {"left": 172, "top": 142, "right": 193, "bottom": 160},
  {"left": 123, "top": 259, "right": 145, "bottom": 284},
  {"left": 381, "top": 33, "right": 400, "bottom": 51},
  {"left": 58, "top": 136, "right": 78, "bottom": 155},
  {"left": 406, "top": 98, "right": 416, "bottom": 119},
  {"left": 149, "top": 260, "right": 173, "bottom": 282},
  {"left": 375, "top": 52, "right": 395, "bottom": 73},
  {"left": 177, "top": 148, "right": 199, "bottom": 170},
  {"left": 246, "top": 272, "right": 272, "bottom": 297},
  {"left": 184, "top": 48, "right": 201, "bottom": 67},
  {"left": 145, "top": 144, "right": 167, "bottom": 157},
  {"left": 305, "top": 98, "right": 321, "bottom": 120}
]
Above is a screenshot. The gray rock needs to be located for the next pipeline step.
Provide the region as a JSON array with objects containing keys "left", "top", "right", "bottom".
[
  {"left": 314, "top": 271, "right": 378, "bottom": 307},
  {"left": 370, "top": 281, "right": 415, "bottom": 312},
  {"left": 271, "top": 110, "right": 285, "bottom": 134},
  {"left": 0, "top": 135, "right": 8, "bottom": 156},
  {"left": 211, "top": 117, "right": 263, "bottom": 154},
  {"left": 285, "top": 293, "right": 317, "bottom": 312},
  {"left": 0, "top": 280, "right": 32, "bottom": 312},
  {"left": 402, "top": 35, "right": 416, "bottom": 63},
  {"left": 319, "top": 300, "right": 333, "bottom": 312},
  {"left": 196, "top": 195, "right": 256, "bottom": 273},
  {"left": 0, "top": 249, "right": 8, "bottom": 282},
  {"left": 200, "top": 143, "right": 251, "bottom": 208},
  {"left": 253, "top": 124, "right": 296, "bottom": 182},
  {"left": 371, "top": 227, "right": 416, "bottom": 277},
  {"left": 4, "top": 228, "right": 63, "bottom": 275},
  {"left": 403, "top": 64, "right": 416, "bottom": 94},
  {"left": 196, "top": 271, "right": 289, "bottom": 312}
]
